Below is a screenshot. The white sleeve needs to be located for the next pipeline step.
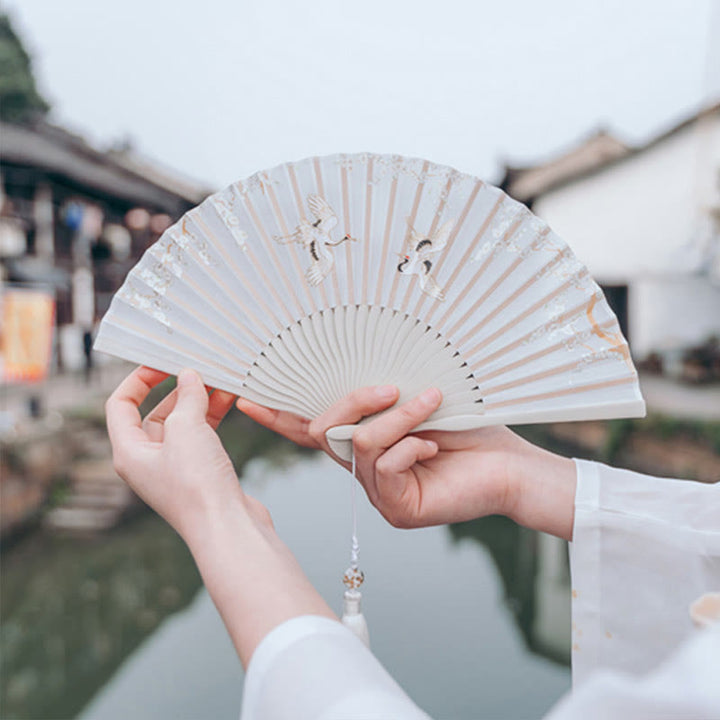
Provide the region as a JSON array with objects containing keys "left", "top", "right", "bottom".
[
  {"left": 569, "top": 459, "right": 720, "bottom": 687},
  {"left": 545, "top": 623, "right": 720, "bottom": 720},
  {"left": 239, "top": 615, "right": 431, "bottom": 720}
]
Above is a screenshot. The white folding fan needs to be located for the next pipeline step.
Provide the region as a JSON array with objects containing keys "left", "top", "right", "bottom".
[{"left": 95, "top": 153, "right": 645, "bottom": 643}]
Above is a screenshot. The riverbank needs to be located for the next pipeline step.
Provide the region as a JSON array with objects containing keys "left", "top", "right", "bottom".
[
  {"left": 0, "top": 366, "right": 309, "bottom": 542},
  {"left": 1, "top": 364, "right": 133, "bottom": 542},
  {"left": 519, "top": 415, "right": 720, "bottom": 483}
]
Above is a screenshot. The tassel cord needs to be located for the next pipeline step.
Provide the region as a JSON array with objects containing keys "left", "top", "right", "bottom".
[{"left": 350, "top": 451, "right": 359, "bottom": 569}]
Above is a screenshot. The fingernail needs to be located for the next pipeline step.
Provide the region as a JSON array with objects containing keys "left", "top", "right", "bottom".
[
  {"left": 178, "top": 369, "right": 197, "bottom": 387},
  {"left": 425, "top": 440, "right": 437, "bottom": 450},
  {"left": 420, "top": 387, "right": 442, "bottom": 406},
  {"left": 375, "top": 385, "right": 397, "bottom": 399}
]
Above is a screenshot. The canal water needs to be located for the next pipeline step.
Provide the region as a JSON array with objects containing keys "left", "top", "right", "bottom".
[{"left": 2, "top": 452, "right": 571, "bottom": 720}]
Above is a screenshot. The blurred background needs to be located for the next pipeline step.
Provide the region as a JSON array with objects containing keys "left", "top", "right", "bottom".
[{"left": 0, "top": 1, "right": 718, "bottom": 718}]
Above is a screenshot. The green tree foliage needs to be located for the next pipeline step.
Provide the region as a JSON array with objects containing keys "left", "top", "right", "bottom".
[{"left": 0, "top": 12, "right": 50, "bottom": 123}]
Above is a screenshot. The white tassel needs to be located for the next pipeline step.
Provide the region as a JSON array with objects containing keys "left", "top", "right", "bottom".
[
  {"left": 342, "top": 589, "right": 370, "bottom": 648},
  {"left": 340, "top": 451, "right": 370, "bottom": 648}
]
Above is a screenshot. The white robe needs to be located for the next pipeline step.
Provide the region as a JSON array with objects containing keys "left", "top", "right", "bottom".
[{"left": 240, "top": 460, "right": 720, "bottom": 719}]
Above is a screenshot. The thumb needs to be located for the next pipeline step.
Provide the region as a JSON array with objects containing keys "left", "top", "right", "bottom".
[{"left": 173, "top": 369, "right": 209, "bottom": 422}]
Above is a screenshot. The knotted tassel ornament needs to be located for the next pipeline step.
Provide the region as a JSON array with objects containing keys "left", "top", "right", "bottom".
[{"left": 341, "top": 452, "right": 370, "bottom": 647}]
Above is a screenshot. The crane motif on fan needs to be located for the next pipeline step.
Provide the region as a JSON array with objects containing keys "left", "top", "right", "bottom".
[
  {"left": 396, "top": 218, "right": 454, "bottom": 300},
  {"left": 274, "top": 194, "right": 357, "bottom": 286}
]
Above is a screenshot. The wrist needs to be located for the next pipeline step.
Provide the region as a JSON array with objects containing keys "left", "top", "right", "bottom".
[
  {"left": 178, "top": 479, "right": 252, "bottom": 550},
  {"left": 506, "top": 441, "right": 577, "bottom": 540},
  {"left": 181, "top": 486, "right": 336, "bottom": 668}
]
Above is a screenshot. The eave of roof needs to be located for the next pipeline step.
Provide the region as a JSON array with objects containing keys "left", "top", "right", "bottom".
[
  {"left": 0, "top": 121, "right": 209, "bottom": 212},
  {"left": 501, "top": 99, "right": 720, "bottom": 203}
]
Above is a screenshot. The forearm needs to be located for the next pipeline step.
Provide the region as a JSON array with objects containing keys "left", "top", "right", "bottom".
[
  {"left": 182, "top": 485, "right": 336, "bottom": 668},
  {"left": 506, "top": 438, "right": 577, "bottom": 541}
]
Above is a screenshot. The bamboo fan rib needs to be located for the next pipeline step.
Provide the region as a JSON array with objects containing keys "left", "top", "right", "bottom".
[{"left": 95, "top": 153, "right": 645, "bottom": 460}]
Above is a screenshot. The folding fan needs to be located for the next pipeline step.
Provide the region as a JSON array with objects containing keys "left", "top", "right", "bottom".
[{"left": 95, "top": 153, "right": 645, "bottom": 644}]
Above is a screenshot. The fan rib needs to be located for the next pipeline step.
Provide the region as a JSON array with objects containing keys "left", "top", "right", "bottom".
[
  {"left": 356, "top": 305, "right": 374, "bottom": 389},
  {"left": 397, "top": 323, "right": 450, "bottom": 382},
  {"left": 326, "top": 309, "right": 353, "bottom": 400},
  {"left": 453, "top": 228, "right": 552, "bottom": 345},
  {"left": 455, "top": 231, "right": 566, "bottom": 348},
  {"left": 123, "top": 303, "right": 253, "bottom": 373},
  {"left": 246, "top": 354, "right": 327, "bottom": 416},
  {"left": 425, "top": 193, "right": 505, "bottom": 325},
  {"left": 373, "top": 172, "right": 399, "bottom": 306},
  {"left": 464, "top": 271, "right": 591, "bottom": 359},
  {"left": 248, "top": 359, "right": 317, "bottom": 409},
  {"left": 448, "top": 224, "right": 549, "bottom": 340},
  {"left": 363, "top": 305, "right": 384, "bottom": 388},
  {"left": 206, "top": 193, "right": 248, "bottom": 258},
  {"left": 333, "top": 307, "right": 353, "bottom": 396},
  {"left": 473, "top": 317, "right": 619, "bottom": 386},
  {"left": 242, "top": 374, "right": 324, "bottom": 418},
  {"left": 361, "top": 156, "right": 374, "bottom": 306},
  {"left": 289, "top": 318, "right": 332, "bottom": 408},
  {"left": 287, "top": 163, "right": 331, "bottom": 308},
  {"left": 470, "top": 294, "right": 607, "bottom": 373},
  {"left": 314, "top": 157, "right": 343, "bottom": 305},
  {"left": 227, "top": 182, "right": 303, "bottom": 331},
  {"left": 340, "top": 162, "right": 354, "bottom": 305},
  {"left": 130, "top": 272, "right": 260, "bottom": 361},
  {"left": 264, "top": 178, "right": 318, "bottom": 313},
  {"left": 315, "top": 310, "right": 345, "bottom": 402},
  {"left": 185, "top": 211, "right": 278, "bottom": 342},
  {"left": 482, "top": 349, "right": 631, "bottom": 398},
  {"left": 136, "top": 247, "right": 265, "bottom": 354},
  {"left": 203, "top": 200, "right": 282, "bottom": 345},
  {"left": 346, "top": 305, "right": 362, "bottom": 392},
  {"left": 98, "top": 335, "right": 241, "bottom": 395},
  {"left": 381, "top": 312, "right": 422, "bottom": 382},
  {"left": 263, "top": 328, "right": 336, "bottom": 410},
  {"left": 367, "top": 307, "right": 400, "bottom": 387},
  {"left": 110, "top": 311, "right": 249, "bottom": 377},
  {"left": 412, "top": 179, "right": 484, "bottom": 319},
  {"left": 438, "top": 212, "right": 525, "bottom": 331},
  {"left": 289, "top": 320, "right": 337, "bottom": 408},
  {"left": 241, "top": 192, "right": 304, "bottom": 322},
  {"left": 484, "top": 375, "right": 636, "bottom": 410},
  {"left": 386, "top": 160, "right": 429, "bottom": 309}
]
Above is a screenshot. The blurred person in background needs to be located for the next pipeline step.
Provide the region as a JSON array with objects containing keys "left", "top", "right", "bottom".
[
  {"left": 106, "top": 366, "right": 719, "bottom": 719},
  {"left": 82, "top": 326, "right": 94, "bottom": 383}
]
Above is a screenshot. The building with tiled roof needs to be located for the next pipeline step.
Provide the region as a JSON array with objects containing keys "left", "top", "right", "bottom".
[
  {"left": 0, "top": 120, "right": 211, "bottom": 371},
  {"left": 500, "top": 101, "right": 720, "bottom": 369}
]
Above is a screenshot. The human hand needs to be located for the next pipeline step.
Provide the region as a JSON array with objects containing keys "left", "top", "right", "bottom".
[
  {"left": 106, "top": 366, "right": 264, "bottom": 540},
  {"left": 107, "top": 366, "right": 335, "bottom": 667},
  {"left": 236, "top": 388, "right": 576, "bottom": 538}
]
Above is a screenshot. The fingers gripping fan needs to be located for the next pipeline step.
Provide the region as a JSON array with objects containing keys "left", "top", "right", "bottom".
[
  {"left": 96, "top": 153, "right": 645, "bottom": 645},
  {"left": 96, "top": 153, "right": 645, "bottom": 451}
]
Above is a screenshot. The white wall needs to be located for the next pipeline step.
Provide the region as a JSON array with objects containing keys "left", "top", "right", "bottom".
[
  {"left": 533, "top": 112, "right": 720, "bottom": 356},
  {"left": 535, "top": 114, "right": 719, "bottom": 280},
  {"left": 630, "top": 276, "right": 720, "bottom": 357}
]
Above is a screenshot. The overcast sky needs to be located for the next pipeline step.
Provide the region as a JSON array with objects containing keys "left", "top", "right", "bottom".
[{"left": 6, "top": 0, "right": 719, "bottom": 189}]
